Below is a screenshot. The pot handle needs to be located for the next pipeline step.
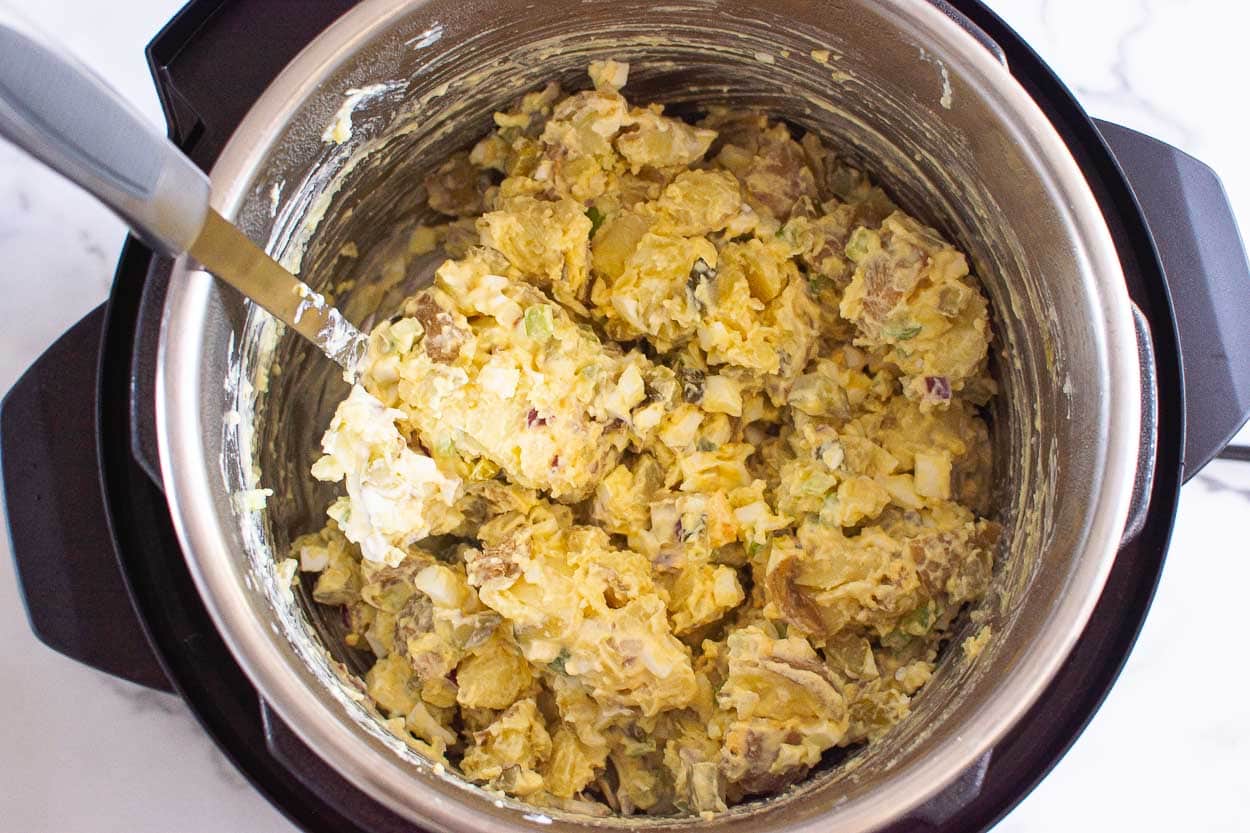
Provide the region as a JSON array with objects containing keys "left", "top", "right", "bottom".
[
  {"left": 1096, "top": 120, "right": 1250, "bottom": 480},
  {"left": 1, "top": 305, "right": 172, "bottom": 692},
  {"left": 928, "top": 0, "right": 1008, "bottom": 67},
  {"left": 1122, "top": 304, "right": 1159, "bottom": 542}
]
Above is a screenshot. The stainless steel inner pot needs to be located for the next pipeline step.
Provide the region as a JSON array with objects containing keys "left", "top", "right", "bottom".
[{"left": 155, "top": 0, "right": 1143, "bottom": 830}]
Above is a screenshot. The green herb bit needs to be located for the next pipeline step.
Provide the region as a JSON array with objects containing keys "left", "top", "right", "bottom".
[
  {"left": 880, "top": 629, "right": 912, "bottom": 651},
  {"left": 585, "top": 206, "right": 606, "bottom": 236},
  {"left": 549, "top": 648, "right": 571, "bottom": 675},
  {"left": 899, "top": 602, "right": 934, "bottom": 636},
  {"left": 884, "top": 321, "right": 922, "bottom": 341}
]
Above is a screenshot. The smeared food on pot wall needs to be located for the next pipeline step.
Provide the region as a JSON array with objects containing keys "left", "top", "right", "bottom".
[{"left": 290, "top": 60, "right": 1000, "bottom": 817}]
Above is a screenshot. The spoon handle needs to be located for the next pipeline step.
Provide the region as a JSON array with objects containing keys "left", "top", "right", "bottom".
[
  {"left": 0, "top": 12, "right": 367, "bottom": 378},
  {"left": 0, "top": 12, "right": 209, "bottom": 254}
]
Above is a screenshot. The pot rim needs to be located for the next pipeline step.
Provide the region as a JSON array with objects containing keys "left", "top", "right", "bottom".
[{"left": 155, "top": 0, "right": 1142, "bottom": 829}]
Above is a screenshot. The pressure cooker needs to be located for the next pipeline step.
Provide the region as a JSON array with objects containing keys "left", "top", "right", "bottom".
[{"left": 4, "top": 1, "right": 1249, "bottom": 832}]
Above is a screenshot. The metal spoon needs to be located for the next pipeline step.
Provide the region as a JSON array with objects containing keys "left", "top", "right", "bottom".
[{"left": 0, "top": 14, "right": 368, "bottom": 378}]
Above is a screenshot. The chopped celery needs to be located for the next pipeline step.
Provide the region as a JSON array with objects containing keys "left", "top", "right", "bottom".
[
  {"left": 524, "top": 304, "right": 555, "bottom": 341},
  {"left": 845, "top": 227, "right": 877, "bottom": 262},
  {"left": 434, "top": 435, "right": 457, "bottom": 457},
  {"left": 798, "top": 469, "right": 838, "bottom": 496}
]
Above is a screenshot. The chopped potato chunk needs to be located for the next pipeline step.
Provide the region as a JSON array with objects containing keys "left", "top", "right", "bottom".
[{"left": 295, "top": 60, "right": 998, "bottom": 819}]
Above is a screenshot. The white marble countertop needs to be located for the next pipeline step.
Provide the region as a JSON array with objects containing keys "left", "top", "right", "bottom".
[{"left": 1, "top": 1, "right": 1247, "bottom": 831}]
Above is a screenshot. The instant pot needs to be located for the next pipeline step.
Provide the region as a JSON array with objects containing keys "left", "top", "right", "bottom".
[{"left": 4, "top": 1, "right": 1250, "bottom": 831}]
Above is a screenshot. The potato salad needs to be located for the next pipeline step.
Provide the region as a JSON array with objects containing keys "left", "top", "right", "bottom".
[{"left": 291, "top": 61, "right": 1000, "bottom": 817}]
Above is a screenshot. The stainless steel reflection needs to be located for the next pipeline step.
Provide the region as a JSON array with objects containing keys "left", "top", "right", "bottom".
[{"left": 156, "top": 0, "right": 1142, "bottom": 830}]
